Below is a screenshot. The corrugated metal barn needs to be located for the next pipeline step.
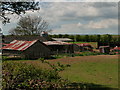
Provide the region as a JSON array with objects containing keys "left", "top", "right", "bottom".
[
  {"left": 2, "top": 40, "right": 51, "bottom": 59},
  {"left": 43, "top": 41, "right": 74, "bottom": 54},
  {"left": 74, "top": 43, "right": 93, "bottom": 52}
]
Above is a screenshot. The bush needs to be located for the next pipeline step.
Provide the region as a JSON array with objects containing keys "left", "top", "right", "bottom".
[
  {"left": 2, "top": 62, "right": 68, "bottom": 89},
  {"left": 49, "top": 52, "right": 104, "bottom": 59},
  {"left": 72, "top": 51, "right": 102, "bottom": 57},
  {"left": 2, "top": 56, "right": 8, "bottom": 60},
  {"left": 79, "top": 51, "right": 100, "bottom": 56}
]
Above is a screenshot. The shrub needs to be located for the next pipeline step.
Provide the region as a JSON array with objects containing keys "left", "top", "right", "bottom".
[
  {"left": 78, "top": 51, "right": 102, "bottom": 56},
  {"left": 2, "top": 56, "right": 8, "bottom": 60},
  {"left": 39, "top": 59, "right": 71, "bottom": 72},
  {"left": 2, "top": 62, "right": 66, "bottom": 89}
]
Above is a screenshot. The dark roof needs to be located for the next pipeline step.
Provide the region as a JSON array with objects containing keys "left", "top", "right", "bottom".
[{"left": 2, "top": 35, "right": 48, "bottom": 43}]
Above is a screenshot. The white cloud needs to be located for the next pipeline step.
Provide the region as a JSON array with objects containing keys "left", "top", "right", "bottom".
[
  {"left": 86, "top": 19, "right": 118, "bottom": 29},
  {"left": 52, "top": 18, "right": 118, "bottom": 34},
  {"left": 38, "top": 0, "right": 119, "bottom": 2},
  {"left": 52, "top": 23, "right": 80, "bottom": 34},
  {"left": 77, "top": 22, "right": 82, "bottom": 27},
  {"left": 39, "top": 2, "right": 117, "bottom": 24},
  {"left": 2, "top": 2, "right": 118, "bottom": 35}
]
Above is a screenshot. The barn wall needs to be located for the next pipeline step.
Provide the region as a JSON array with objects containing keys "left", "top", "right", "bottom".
[
  {"left": 23, "top": 41, "right": 51, "bottom": 59},
  {"left": 2, "top": 49, "right": 25, "bottom": 57},
  {"left": 48, "top": 45, "right": 74, "bottom": 54},
  {"left": 73, "top": 44, "right": 80, "bottom": 52}
]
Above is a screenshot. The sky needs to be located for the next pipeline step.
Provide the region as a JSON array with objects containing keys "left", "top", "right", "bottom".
[{"left": 1, "top": 1, "right": 118, "bottom": 35}]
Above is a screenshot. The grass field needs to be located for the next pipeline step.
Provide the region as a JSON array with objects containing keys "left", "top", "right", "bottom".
[{"left": 5, "top": 55, "right": 118, "bottom": 88}]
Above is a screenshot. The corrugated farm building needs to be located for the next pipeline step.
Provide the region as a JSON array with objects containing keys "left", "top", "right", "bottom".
[
  {"left": 43, "top": 41, "right": 74, "bottom": 54},
  {"left": 75, "top": 43, "right": 93, "bottom": 52},
  {"left": 2, "top": 40, "right": 51, "bottom": 59}
]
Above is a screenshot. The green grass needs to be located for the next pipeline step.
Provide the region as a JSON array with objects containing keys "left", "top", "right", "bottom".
[
  {"left": 4, "top": 55, "right": 118, "bottom": 88},
  {"left": 58, "top": 56, "right": 118, "bottom": 88}
]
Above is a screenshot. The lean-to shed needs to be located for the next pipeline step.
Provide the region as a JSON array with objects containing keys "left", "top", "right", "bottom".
[
  {"left": 2, "top": 40, "right": 51, "bottom": 59},
  {"left": 43, "top": 41, "right": 74, "bottom": 54},
  {"left": 99, "top": 46, "right": 110, "bottom": 54}
]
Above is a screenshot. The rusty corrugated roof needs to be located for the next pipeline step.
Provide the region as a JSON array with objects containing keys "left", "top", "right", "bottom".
[
  {"left": 2, "top": 40, "right": 38, "bottom": 51},
  {"left": 43, "top": 41, "right": 72, "bottom": 45},
  {"left": 113, "top": 47, "right": 120, "bottom": 50}
]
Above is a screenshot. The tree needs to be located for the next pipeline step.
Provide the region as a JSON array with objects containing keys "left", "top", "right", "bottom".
[
  {"left": 9, "top": 15, "right": 50, "bottom": 35},
  {"left": 97, "top": 35, "right": 101, "bottom": 42},
  {"left": 62, "top": 34, "right": 69, "bottom": 38},
  {"left": 107, "top": 34, "right": 112, "bottom": 42},
  {"left": 76, "top": 35, "right": 81, "bottom": 41},
  {"left": 84, "top": 35, "right": 89, "bottom": 42},
  {"left": 58, "top": 34, "right": 63, "bottom": 38},
  {"left": 0, "top": 1, "right": 40, "bottom": 24}
]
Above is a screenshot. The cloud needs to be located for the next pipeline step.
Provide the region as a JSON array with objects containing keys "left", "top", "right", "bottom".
[
  {"left": 85, "top": 19, "right": 118, "bottom": 29},
  {"left": 38, "top": 0, "right": 119, "bottom": 2},
  {"left": 38, "top": 2, "right": 118, "bottom": 24},
  {"left": 52, "top": 18, "right": 118, "bottom": 34},
  {"left": 2, "top": 2, "right": 118, "bottom": 35}
]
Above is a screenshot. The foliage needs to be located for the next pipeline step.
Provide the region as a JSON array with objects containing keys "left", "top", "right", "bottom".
[
  {"left": 77, "top": 51, "right": 102, "bottom": 56},
  {"left": 9, "top": 15, "right": 51, "bottom": 35},
  {"left": 2, "top": 56, "right": 8, "bottom": 60},
  {"left": 50, "top": 52, "right": 104, "bottom": 59},
  {"left": 39, "top": 58, "right": 71, "bottom": 72},
  {"left": 0, "top": 1, "right": 40, "bottom": 24},
  {"left": 110, "top": 49, "right": 120, "bottom": 55},
  {"left": 2, "top": 62, "right": 70, "bottom": 89},
  {"left": 2, "top": 55, "right": 118, "bottom": 89}
]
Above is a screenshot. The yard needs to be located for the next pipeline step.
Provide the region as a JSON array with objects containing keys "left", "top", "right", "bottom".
[{"left": 5, "top": 55, "right": 118, "bottom": 88}]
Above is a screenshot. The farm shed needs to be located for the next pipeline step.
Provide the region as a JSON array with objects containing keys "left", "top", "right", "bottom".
[
  {"left": 43, "top": 41, "right": 74, "bottom": 54},
  {"left": 97, "top": 41, "right": 120, "bottom": 48},
  {"left": 111, "top": 46, "right": 120, "bottom": 54},
  {"left": 52, "top": 38, "right": 73, "bottom": 42},
  {"left": 2, "top": 40, "right": 51, "bottom": 59},
  {"left": 99, "top": 46, "right": 110, "bottom": 54},
  {"left": 75, "top": 43, "right": 93, "bottom": 52}
]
